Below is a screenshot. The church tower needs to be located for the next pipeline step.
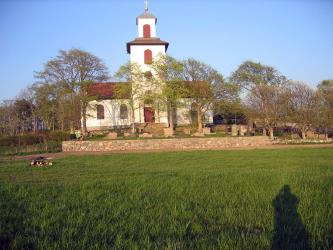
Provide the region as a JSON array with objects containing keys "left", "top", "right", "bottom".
[
  {"left": 127, "top": 1, "right": 169, "bottom": 73},
  {"left": 126, "top": 1, "right": 169, "bottom": 125}
]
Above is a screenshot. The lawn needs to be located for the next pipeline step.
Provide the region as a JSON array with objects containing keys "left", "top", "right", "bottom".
[{"left": 0, "top": 148, "right": 332, "bottom": 249}]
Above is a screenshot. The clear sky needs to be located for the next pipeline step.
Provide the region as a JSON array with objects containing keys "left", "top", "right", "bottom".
[{"left": 0, "top": 0, "right": 332, "bottom": 101}]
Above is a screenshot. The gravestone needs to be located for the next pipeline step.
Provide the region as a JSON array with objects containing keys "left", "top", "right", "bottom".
[
  {"left": 183, "top": 128, "right": 191, "bottom": 135},
  {"left": 231, "top": 125, "right": 238, "bottom": 136},
  {"left": 203, "top": 127, "right": 211, "bottom": 135},
  {"left": 139, "top": 133, "right": 153, "bottom": 138},
  {"left": 106, "top": 132, "right": 117, "bottom": 140},
  {"left": 164, "top": 128, "right": 174, "bottom": 137}
]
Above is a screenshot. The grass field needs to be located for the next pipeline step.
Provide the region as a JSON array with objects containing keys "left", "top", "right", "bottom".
[{"left": 0, "top": 148, "right": 332, "bottom": 249}]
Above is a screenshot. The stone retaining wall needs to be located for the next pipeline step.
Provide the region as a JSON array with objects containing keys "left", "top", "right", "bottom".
[{"left": 62, "top": 136, "right": 272, "bottom": 152}]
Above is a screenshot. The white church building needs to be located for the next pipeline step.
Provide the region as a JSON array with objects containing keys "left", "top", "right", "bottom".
[{"left": 85, "top": 2, "right": 213, "bottom": 132}]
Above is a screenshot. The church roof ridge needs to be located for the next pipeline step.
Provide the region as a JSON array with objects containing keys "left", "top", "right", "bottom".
[
  {"left": 137, "top": 11, "right": 156, "bottom": 20},
  {"left": 126, "top": 38, "right": 169, "bottom": 54}
]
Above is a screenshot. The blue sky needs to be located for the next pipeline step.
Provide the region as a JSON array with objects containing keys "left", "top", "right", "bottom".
[{"left": 0, "top": 0, "right": 332, "bottom": 101}]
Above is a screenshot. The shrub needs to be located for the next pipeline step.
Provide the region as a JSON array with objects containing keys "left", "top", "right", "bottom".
[{"left": 0, "top": 131, "right": 71, "bottom": 147}]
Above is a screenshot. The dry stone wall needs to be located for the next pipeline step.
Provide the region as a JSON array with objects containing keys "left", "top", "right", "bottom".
[{"left": 62, "top": 136, "right": 272, "bottom": 152}]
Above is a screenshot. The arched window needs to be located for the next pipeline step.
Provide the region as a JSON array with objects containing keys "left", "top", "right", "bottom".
[
  {"left": 120, "top": 104, "right": 128, "bottom": 120},
  {"left": 143, "top": 24, "right": 151, "bottom": 38},
  {"left": 96, "top": 104, "right": 104, "bottom": 120},
  {"left": 144, "top": 49, "right": 152, "bottom": 65}
]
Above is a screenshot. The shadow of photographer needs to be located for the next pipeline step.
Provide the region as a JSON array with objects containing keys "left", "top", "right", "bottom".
[{"left": 271, "top": 185, "right": 310, "bottom": 250}]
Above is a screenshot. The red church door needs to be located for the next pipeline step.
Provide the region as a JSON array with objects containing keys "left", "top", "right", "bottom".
[{"left": 144, "top": 107, "right": 155, "bottom": 123}]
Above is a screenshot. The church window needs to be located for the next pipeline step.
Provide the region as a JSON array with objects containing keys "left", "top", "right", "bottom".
[
  {"left": 120, "top": 104, "right": 128, "bottom": 119},
  {"left": 96, "top": 104, "right": 105, "bottom": 120},
  {"left": 143, "top": 24, "right": 151, "bottom": 38},
  {"left": 144, "top": 49, "right": 153, "bottom": 64}
]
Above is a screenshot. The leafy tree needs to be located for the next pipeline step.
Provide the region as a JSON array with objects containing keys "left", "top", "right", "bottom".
[
  {"left": 213, "top": 81, "right": 241, "bottom": 124},
  {"left": 231, "top": 61, "right": 287, "bottom": 138},
  {"left": 114, "top": 62, "right": 145, "bottom": 134},
  {"left": 31, "top": 83, "right": 58, "bottom": 131},
  {"left": 13, "top": 99, "right": 34, "bottom": 133},
  {"left": 151, "top": 55, "right": 186, "bottom": 131},
  {"left": 35, "top": 48, "right": 109, "bottom": 135},
  {"left": 182, "top": 59, "right": 224, "bottom": 133}
]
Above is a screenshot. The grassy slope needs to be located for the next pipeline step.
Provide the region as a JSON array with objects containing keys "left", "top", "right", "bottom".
[{"left": 0, "top": 148, "right": 332, "bottom": 249}]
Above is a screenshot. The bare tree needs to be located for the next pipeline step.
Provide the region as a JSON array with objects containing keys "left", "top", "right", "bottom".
[
  {"left": 286, "top": 81, "right": 317, "bottom": 139},
  {"left": 35, "top": 48, "right": 109, "bottom": 135},
  {"left": 315, "top": 80, "right": 333, "bottom": 139},
  {"left": 231, "top": 61, "right": 287, "bottom": 138},
  {"left": 245, "top": 84, "right": 284, "bottom": 139},
  {"left": 0, "top": 100, "right": 19, "bottom": 136}
]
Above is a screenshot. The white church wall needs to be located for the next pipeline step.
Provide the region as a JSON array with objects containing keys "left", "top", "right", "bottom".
[
  {"left": 137, "top": 18, "right": 156, "bottom": 38},
  {"left": 175, "top": 99, "right": 214, "bottom": 126},
  {"left": 175, "top": 99, "right": 192, "bottom": 125},
  {"left": 86, "top": 99, "right": 132, "bottom": 131}
]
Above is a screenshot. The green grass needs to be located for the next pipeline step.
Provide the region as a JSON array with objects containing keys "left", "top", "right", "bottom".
[{"left": 0, "top": 148, "right": 332, "bottom": 249}]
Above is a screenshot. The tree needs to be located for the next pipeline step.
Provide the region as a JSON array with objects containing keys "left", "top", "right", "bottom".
[
  {"left": 182, "top": 59, "right": 224, "bottom": 133},
  {"left": 35, "top": 48, "right": 109, "bottom": 135},
  {"left": 0, "top": 100, "right": 19, "bottom": 136},
  {"left": 285, "top": 81, "right": 317, "bottom": 139},
  {"left": 245, "top": 84, "right": 284, "bottom": 139},
  {"left": 315, "top": 80, "right": 333, "bottom": 139},
  {"left": 114, "top": 62, "right": 145, "bottom": 134},
  {"left": 13, "top": 99, "right": 34, "bottom": 133},
  {"left": 31, "top": 83, "right": 58, "bottom": 131},
  {"left": 230, "top": 61, "right": 287, "bottom": 138},
  {"left": 213, "top": 81, "right": 241, "bottom": 125},
  {"left": 151, "top": 55, "right": 186, "bottom": 131}
]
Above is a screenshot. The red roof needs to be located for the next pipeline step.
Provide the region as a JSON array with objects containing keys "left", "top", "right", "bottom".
[{"left": 87, "top": 82, "right": 130, "bottom": 100}]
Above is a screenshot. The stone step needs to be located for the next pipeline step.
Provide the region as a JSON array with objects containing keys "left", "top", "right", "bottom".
[{"left": 136, "top": 123, "right": 168, "bottom": 136}]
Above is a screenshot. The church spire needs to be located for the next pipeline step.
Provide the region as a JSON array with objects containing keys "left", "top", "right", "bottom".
[{"left": 144, "top": 0, "right": 148, "bottom": 12}]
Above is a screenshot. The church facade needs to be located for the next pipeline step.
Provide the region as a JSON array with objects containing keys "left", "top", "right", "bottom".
[{"left": 85, "top": 3, "right": 213, "bottom": 132}]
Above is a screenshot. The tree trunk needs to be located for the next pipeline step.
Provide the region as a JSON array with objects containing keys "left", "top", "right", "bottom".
[
  {"left": 168, "top": 103, "right": 174, "bottom": 131},
  {"left": 269, "top": 127, "right": 274, "bottom": 140},
  {"left": 70, "top": 92, "right": 75, "bottom": 134},
  {"left": 301, "top": 128, "right": 306, "bottom": 139},
  {"left": 33, "top": 115, "right": 36, "bottom": 133},
  {"left": 70, "top": 121, "right": 75, "bottom": 134},
  {"left": 325, "top": 128, "right": 328, "bottom": 140},
  {"left": 263, "top": 128, "right": 267, "bottom": 136},
  {"left": 131, "top": 103, "right": 136, "bottom": 134},
  {"left": 81, "top": 102, "right": 88, "bottom": 138},
  {"left": 197, "top": 106, "right": 203, "bottom": 133}
]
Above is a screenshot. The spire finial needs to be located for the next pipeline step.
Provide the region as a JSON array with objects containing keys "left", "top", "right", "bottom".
[{"left": 144, "top": 0, "right": 148, "bottom": 12}]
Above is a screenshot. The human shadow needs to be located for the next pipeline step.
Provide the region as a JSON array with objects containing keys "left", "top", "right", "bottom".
[{"left": 271, "top": 185, "right": 310, "bottom": 250}]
